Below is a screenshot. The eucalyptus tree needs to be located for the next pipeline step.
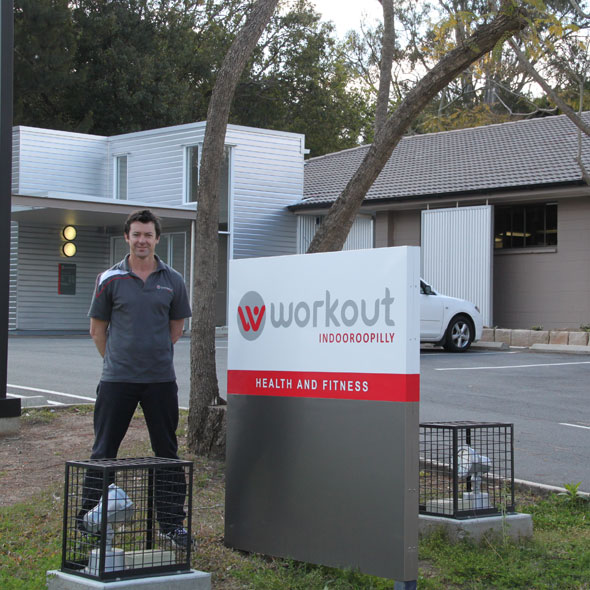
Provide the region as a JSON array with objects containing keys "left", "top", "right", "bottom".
[
  {"left": 307, "top": 0, "right": 590, "bottom": 254},
  {"left": 187, "top": 0, "right": 280, "bottom": 456},
  {"left": 307, "top": 0, "right": 529, "bottom": 254},
  {"left": 414, "top": 0, "right": 586, "bottom": 131},
  {"left": 375, "top": 0, "right": 395, "bottom": 133}
]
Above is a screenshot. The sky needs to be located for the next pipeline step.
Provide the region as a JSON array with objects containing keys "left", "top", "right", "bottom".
[{"left": 310, "top": 0, "right": 384, "bottom": 37}]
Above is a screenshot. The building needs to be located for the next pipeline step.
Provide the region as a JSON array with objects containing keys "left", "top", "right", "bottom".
[
  {"left": 293, "top": 113, "right": 590, "bottom": 330},
  {"left": 10, "top": 122, "right": 306, "bottom": 331},
  {"left": 11, "top": 113, "right": 590, "bottom": 332}
]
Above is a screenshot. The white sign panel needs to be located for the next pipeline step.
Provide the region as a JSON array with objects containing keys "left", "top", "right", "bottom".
[{"left": 228, "top": 246, "right": 420, "bottom": 402}]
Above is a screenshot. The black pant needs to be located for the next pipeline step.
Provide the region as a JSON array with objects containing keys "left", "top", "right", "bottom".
[{"left": 80, "top": 381, "right": 186, "bottom": 533}]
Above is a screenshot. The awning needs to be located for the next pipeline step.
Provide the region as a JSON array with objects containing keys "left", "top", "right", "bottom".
[{"left": 11, "top": 193, "right": 196, "bottom": 231}]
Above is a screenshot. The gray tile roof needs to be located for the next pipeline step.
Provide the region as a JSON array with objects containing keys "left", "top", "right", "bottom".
[{"left": 297, "top": 113, "right": 590, "bottom": 209}]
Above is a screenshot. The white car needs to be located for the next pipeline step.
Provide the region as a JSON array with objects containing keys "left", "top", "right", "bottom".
[{"left": 420, "top": 279, "right": 483, "bottom": 352}]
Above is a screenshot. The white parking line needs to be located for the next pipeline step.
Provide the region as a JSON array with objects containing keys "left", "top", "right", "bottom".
[
  {"left": 7, "top": 392, "right": 65, "bottom": 406},
  {"left": 424, "top": 350, "right": 519, "bottom": 357},
  {"left": 7, "top": 383, "right": 96, "bottom": 402},
  {"left": 560, "top": 423, "right": 590, "bottom": 431},
  {"left": 436, "top": 361, "right": 590, "bottom": 371}
]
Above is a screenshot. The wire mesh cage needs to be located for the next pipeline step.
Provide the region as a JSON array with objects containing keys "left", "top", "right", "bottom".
[
  {"left": 420, "top": 422, "right": 514, "bottom": 519},
  {"left": 61, "top": 457, "right": 193, "bottom": 581}
]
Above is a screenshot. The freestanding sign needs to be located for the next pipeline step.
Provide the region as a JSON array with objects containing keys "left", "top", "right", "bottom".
[{"left": 225, "top": 247, "right": 420, "bottom": 581}]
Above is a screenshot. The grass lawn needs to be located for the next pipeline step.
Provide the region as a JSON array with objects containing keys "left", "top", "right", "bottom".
[{"left": 1, "top": 409, "right": 589, "bottom": 589}]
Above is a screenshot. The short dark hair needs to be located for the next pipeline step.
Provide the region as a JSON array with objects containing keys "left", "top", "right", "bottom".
[{"left": 124, "top": 209, "right": 161, "bottom": 238}]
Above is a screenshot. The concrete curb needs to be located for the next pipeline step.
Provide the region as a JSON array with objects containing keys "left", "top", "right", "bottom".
[
  {"left": 515, "top": 477, "right": 590, "bottom": 497},
  {"left": 480, "top": 327, "right": 590, "bottom": 350},
  {"left": 474, "top": 339, "right": 590, "bottom": 354},
  {"left": 530, "top": 343, "right": 590, "bottom": 354},
  {"left": 471, "top": 341, "right": 509, "bottom": 350}
]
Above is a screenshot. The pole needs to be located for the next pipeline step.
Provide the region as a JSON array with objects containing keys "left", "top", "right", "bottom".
[{"left": 0, "top": 0, "right": 20, "bottom": 424}]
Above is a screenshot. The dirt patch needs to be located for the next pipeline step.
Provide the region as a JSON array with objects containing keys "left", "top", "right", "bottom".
[{"left": 0, "top": 407, "right": 154, "bottom": 506}]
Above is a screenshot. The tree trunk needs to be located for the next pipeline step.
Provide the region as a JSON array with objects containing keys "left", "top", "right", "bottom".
[
  {"left": 307, "top": 3, "right": 528, "bottom": 254},
  {"left": 187, "top": 0, "right": 279, "bottom": 455},
  {"left": 375, "top": 0, "right": 395, "bottom": 134}
]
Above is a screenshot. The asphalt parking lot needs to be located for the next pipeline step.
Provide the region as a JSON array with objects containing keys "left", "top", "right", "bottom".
[
  {"left": 420, "top": 347, "right": 590, "bottom": 491},
  {"left": 6, "top": 336, "right": 590, "bottom": 491}
]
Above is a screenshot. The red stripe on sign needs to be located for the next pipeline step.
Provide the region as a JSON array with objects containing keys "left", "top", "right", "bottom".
[{"left": 227, "top": 370, "right": 420, "bottom": 402}]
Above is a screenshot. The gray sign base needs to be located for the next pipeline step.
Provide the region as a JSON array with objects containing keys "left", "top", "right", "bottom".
[
  {"left": 225, "top": 395, "right": 419, "bottom": 581},
  {"left": 46, "top": 570, "right": 211, "bottom": 590}
]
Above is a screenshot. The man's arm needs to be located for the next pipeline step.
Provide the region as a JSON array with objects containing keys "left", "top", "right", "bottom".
[
  {"left": 89, "top": 318, "right": 109, "bottom": 357},
  {"left": 170, "top": 319, "right": 185, "bottom": 344}
]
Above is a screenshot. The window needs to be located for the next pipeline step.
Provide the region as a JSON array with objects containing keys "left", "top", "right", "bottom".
[
  {"left": 494, "top": 203, "right": 557, "bottom": 249},
  {"left": 184, "top": 145, "right": 231, "bottom": 233},
  {"left": 186, "top": 145, "right": 199, "bottom": 203},
  {"left": 114, "top": 155, "right": 128, "bottom": 200}
]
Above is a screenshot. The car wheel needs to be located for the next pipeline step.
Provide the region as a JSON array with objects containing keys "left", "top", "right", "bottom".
[{"left": 443, "top": 315, "right": 474, "bottom": 352}]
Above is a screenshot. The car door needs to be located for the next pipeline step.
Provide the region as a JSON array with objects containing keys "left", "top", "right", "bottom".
[{"left": 420, "top": 280, "right": 444, "bottom": 340}]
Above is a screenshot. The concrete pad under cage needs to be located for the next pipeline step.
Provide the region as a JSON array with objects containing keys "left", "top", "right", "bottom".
[
  {"left": 419, "top": 512, "right": 533, "bottom": 544},
  {"left": 46, "top": 569, "right": 211, "bottom": 590}
]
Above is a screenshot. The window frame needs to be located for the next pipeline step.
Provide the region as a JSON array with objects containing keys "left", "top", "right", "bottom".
[
  {"left": 494, "top": 202, "right": 557, "bottom": 251},
  {"left": 184, "top": 144, "right": 201, "bottom": 205},
  {"left": 113, "top": 154, "right": 128, "bottom": 200}
]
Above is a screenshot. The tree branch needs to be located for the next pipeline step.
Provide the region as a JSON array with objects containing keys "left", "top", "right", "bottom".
[
  {"left": 568, "top": 0, "right": 590, "bottom": 19},
  {"left": 307, "top": 2, "right": 528, "bottom": 254},
  {"left": 508, "top": 37, "right": 590, "bottom": 136}
]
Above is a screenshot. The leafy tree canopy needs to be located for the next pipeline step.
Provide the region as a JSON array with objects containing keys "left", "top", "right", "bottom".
[
  {"left": 14, "top": 0, "right": 370, "bottom": 156},
  {"left": 343, "top": 0, "right": 590, "bottom": 135}
]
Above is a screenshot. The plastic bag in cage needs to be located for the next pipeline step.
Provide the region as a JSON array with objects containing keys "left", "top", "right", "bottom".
[{"left": 83, "top": 483, "right": 134, "bottom": 532}]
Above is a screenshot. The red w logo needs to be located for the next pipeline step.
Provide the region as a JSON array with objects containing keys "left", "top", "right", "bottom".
[{"left": 238, "top": 305, "right": 266, "bottom": 332}]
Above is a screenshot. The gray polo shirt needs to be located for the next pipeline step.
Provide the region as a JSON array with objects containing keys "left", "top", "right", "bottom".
[{"left": 88, "top": 255, "right": 192, "bottom": 383}]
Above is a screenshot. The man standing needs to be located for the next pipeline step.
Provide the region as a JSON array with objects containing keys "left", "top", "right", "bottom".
[{"left": 86, "top": 209, "right": 192, "bottom": 548}]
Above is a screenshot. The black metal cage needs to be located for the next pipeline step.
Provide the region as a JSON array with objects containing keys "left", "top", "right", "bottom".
[
  {"left": 419, "top": 422, "right": 514, "bottom": 519},
  {"left": 61, "top": 457, "right": 193, "bottom": 581}
]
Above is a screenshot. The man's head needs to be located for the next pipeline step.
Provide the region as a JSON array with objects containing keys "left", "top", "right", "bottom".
[
  {"left": 124, "top": 209, "right": 161, "bottom": 238},
  {"left": 124, "top": 210, "right": 161, "bottom": 262}
]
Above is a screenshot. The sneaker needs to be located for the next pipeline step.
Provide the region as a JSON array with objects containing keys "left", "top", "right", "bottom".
[{"left": 162, "top": 527, "right": 196, "bottom": 551}]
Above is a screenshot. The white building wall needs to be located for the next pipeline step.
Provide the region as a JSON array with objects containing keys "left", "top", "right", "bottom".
[
  {"left": 16, "top": 224, "right": 110, "bottom": 331},
  {"left": 229, "top": 126, "right": 304, "bottom": 259},
  {"left": 12, "top": 127, "right": 108, "bottom": 198},
  {"left": 421, "top": 205, "right": 493, "bottom": 326},
  {"left": 109, "top": 123, "right": 304, "bottom": 258},
  {"left": 12, "top": 130, "right": 19, "bottom": 192},
  {"left": 9, "top": 222, "right": 18, "bottom": 330},
  {"left": 11, "top": 122, "right": 306, "bottom": 330},
  {"left": 108, "top": 122, "right": 206, "bottom": 206}
]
